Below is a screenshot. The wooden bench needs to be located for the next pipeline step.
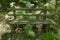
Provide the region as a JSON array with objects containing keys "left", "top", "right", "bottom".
[{"left": 6, "top": 8, "right": 56, "bottom": 24}]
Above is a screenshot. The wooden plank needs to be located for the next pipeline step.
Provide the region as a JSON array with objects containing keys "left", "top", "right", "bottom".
[
  {"left": 7, "top": 8, "right": 55, "bottom": 11},
  {"left": 8, "top": 13, "right": 60, "bottom": 17},
  {"left": 6, "top": 19, "right": 56, "bottom": 24},
  {"left": 8, "top": 14, "right": 53, "bottom": 16}
]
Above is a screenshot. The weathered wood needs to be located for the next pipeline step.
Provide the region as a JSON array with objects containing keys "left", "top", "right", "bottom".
[
  {"left": 7, "top": 8, "right": 55, "bottom": 11},
  {"left": 8, "top": 13, "right": 60, "bottom": 16},
  {"left": 6, "top": 19, "right": 56, "bottom": 24},
  {"left": 6, "top": 7, "right": 57, "bottom": 25}
]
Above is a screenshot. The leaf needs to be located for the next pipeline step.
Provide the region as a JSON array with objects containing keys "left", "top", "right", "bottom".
[{"left": 27, "top": 30, "right": 35, "bottom": 37}]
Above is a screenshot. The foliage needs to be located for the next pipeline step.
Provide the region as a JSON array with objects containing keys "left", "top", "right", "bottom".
[
  {"left": 24, "top": 24, "right": 35, "bottom": 38},
  {"left": 0, "top": 13, "right": 4, "bottom": 18},
  {"left": 0, "top": 0, "right": 60, "bottom": 40},
  {"left": 38, "top": 31, "right": 60, "bottom": 40}
]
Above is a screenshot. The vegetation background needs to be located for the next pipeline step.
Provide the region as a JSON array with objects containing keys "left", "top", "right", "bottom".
[{"left": 0, "top": 0, "right": 60, "bottom": 40}]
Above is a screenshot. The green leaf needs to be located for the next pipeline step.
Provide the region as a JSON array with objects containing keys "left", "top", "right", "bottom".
[{"left": 27, "top": 30, "right": 35, "bottom": 37}]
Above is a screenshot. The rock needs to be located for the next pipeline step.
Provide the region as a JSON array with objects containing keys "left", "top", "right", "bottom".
[{"left": 0, "top": 22, "right": 11, "bottom": 39}]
